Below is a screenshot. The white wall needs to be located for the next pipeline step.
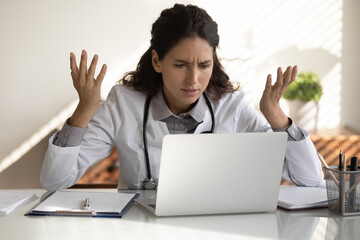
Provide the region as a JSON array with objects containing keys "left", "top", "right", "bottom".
[
  {"left": 341, "top": 0, "right": 360, "bottom": 130},
  {"left": 0, "top": 0, "right": 187, "bottom": 173},
  {"left": 0, "top": 131, "right": 56, "bottom": 189},
  {"left": 203, "top": 0, "right": 344, "bottom": 131},
  {"left": 0, "top": 0, "right": 359, "bottom": 186}
]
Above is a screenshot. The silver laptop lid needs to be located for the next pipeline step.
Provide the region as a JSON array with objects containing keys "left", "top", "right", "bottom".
[{"left": 155, "top": 132, "right": 288, "bottom": 216}]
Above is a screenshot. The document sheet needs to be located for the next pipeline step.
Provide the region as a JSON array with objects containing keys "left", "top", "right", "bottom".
[
  {"left": 278, "top": 185, "right": 328, "bottom": 210},
  {"left": 0, "top": 190, "right": 37, "bottom": 216},
  {"left": 33, "top": 191, "right": 137, "bottom": 213}
]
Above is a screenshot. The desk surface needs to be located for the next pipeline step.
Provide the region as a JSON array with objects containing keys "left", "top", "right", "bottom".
[{"left": 1, "top": 189, "right": 359, "bottom": 240}]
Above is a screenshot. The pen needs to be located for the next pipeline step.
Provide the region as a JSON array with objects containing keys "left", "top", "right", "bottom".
[
  {"left": 83, "top": 197, "right": 90, "bottom": 210},
  {"left": 343, "top": 153, "right": 347, "bottom": 171},
  {"left": 340, "top": 153, "right": 347, "bottom": 214},
  {"left": 317, "top": 152, "right": 339, "bottom": 185},
  {"left": 350, "top": 156, "right": 358, "bottom": 171},
  {"left": 339, "top": 150, "right": 342, "bottom": 170}
]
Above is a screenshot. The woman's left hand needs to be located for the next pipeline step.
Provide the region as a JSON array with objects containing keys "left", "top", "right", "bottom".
[{"left": 259, "top": 65, "right": 297, "bottom": 129}]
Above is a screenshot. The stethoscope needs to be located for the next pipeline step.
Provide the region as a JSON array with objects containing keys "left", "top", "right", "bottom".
[{"left": 142, "top": 92, "right": 215, "bottom": 189}]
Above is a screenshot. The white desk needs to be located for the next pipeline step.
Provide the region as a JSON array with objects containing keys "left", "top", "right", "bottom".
[{"left": 1, "top": 189, "right": 359, "bottom": 240}]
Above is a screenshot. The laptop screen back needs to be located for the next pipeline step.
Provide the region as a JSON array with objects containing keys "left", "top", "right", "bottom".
[{"left": 154, "top": 132, "right": 288, "bottom": 216}]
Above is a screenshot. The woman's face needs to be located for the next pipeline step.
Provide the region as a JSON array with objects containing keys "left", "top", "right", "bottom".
[{"left": 152, "top": 37, "right": 214, "bottom": 115}]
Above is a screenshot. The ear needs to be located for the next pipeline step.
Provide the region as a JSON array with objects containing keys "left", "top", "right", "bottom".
[{"left": 151, "top": 50, "right": 162, "bottom": 73}]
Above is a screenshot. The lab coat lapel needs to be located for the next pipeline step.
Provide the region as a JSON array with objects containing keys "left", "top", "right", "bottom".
[
  {"left": 145, "top": 119, "right": 168, "bottom": 179},
  {"left": 146, "top": 118, "right": 169, "bottom": 144}
]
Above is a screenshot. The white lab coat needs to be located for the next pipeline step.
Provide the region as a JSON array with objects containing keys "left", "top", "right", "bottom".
[{"left": 40, "top": 84, "right": 324, "bottom": 191}]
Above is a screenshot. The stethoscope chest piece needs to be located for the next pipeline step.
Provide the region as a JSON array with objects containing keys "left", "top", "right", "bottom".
[{"left": 143, "top": 178, "right": 157, "bottom": 190}]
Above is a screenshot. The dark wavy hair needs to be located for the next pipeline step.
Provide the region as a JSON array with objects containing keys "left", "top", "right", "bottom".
[{"left": 120, "top": 4, "right": 238, "bottom": 101}]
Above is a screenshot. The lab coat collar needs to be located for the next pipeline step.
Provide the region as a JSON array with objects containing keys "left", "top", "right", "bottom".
[
  {"left": 152, "top": 90, "right": 172, "bottom": 121},
  {"left": 151, "top": 90, "right": 207, "bottom": 124}
]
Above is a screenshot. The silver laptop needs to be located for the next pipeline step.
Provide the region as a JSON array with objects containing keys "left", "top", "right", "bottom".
[{"left": 136, "top": 132, "right": 288, "bottom": 216}]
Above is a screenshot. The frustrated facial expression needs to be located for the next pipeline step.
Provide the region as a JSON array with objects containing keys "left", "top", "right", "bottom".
[{"left": 152, "top": 37, "right": 214, "bottom": 115}]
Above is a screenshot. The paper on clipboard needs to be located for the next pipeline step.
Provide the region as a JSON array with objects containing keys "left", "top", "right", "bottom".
[{"left": 27, "top": 191, "right": 138, "bottom": 217}]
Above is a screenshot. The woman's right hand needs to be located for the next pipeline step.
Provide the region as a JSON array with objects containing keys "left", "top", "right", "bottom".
[{"left": 68, "top": 50, "right": 107, "bottom": 128}]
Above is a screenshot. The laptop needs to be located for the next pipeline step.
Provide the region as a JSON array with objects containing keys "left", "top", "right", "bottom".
[{"left": 135, "top": 132, "right": 288, "bottom": 216}]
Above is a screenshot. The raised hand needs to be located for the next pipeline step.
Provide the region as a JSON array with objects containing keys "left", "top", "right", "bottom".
[
  {"left": 259, "top": 65, "right": 297, "bottom": 129},
  {"left": 69, "top": 50, "right": 107, "bottom": 128}
]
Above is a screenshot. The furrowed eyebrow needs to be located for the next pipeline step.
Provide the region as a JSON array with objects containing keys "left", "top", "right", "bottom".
[
  {"left": 199, "top": 60, "right": 212, "bottom": 65},
  {"left": 174, "top": 59, "right": 212, "bottom": 64},
  {"left": 174, "top": 60, "right": 190, "bottom": 64}
]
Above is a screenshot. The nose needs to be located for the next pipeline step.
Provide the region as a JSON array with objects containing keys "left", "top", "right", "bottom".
[{"left": 185, "top": 66, "right": 199, "bottom": 84}]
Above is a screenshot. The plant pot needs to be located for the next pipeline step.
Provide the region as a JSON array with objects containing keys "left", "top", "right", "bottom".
[{"left": 287, "top": 100, "right": 319, "bottom": 132}]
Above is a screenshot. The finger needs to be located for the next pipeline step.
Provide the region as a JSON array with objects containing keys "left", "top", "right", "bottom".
[
  {"left": 265, "top": 74, "right": 272, "bottom": 91},
  {"left": 282, "top": 66, "right": 293, "bottom": 87},
  {"left": 273, "top": 67, "right": 283, "bottom": 88},
  {"left": 79, "top": 50, "right": 87, "bottom": 85},
  {"left": 277, "top": 66, "right": 294, "bottom": 95},
  {"left": 290, "top": 65, "right": 298, "bottom": 83},
  {"left": 95, "top": 64, "right": 107, "bottom": 86},
  {"left": 70, "top": 52, "right": 79, "bottom": 79},
  {"left": 87, "top": 54, "right": 99, "bottom": 82},
  {"left": 279, "top": 66, "right": 297, "bottom": 95},
  {"left": 71, "top": 71, "right": 76, "bottom": 84},
  {"left": 283, "top": 66, "right": 296, "bottom": 89}
]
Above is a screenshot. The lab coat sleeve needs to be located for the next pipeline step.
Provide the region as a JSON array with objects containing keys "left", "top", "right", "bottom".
[
  {"left": 233, "top": 93, "right": 323, "bottom": 187},
  {"left": 40, "top": 88, "right": 119, "bottom": 191},
  {"left": 40, "top": 132, "right": 114, "bottom": 191},
  {"left": 40, "top": 135, "right": 86, "bottom": 191},
  {"left": 281, "top": 127, "right": 324, "bottom": 187}
]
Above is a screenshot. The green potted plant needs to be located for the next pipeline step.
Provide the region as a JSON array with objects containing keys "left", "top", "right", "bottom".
[
  {"left": 283, "top": 72, "right": 323, "bottom": 131},
  {"left": 283, "top": 72, "right": 323, "bottom": 102}
]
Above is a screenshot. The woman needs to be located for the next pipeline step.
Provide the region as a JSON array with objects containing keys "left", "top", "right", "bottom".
[{"left": 40, "top": 4, "right": 323, "bottom": 191}]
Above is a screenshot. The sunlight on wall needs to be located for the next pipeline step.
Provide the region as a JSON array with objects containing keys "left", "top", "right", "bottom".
[
  {"left": 0, "top": 101, "right": 77, "bottom": 173},
  {"left": 0, "top": 0, "right": 344, "bottom": 173},
  {"left": 195, "top": 0, "right": 342, "bottom": 130}
]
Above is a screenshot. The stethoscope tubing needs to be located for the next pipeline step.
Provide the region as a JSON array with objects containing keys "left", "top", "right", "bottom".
[{"left": 142, "top": 93, "right": 215, "bottom": 189}]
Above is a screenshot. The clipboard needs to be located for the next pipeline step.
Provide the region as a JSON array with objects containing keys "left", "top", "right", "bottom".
[{"left": 25, "top": 191, "right": 139, "bottom": 218}]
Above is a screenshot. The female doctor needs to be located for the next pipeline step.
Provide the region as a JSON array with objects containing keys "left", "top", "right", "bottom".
[{"left": 40, "top": 4, "right": 323, "bottom": 191}]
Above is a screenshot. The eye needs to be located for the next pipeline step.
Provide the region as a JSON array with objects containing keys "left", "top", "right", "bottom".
[
  {"left": 199, "top": 64, "right": 210, "bottom": 69},
  {"left": 174, "top": 64, "right": 185, "bottom": 68}
]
